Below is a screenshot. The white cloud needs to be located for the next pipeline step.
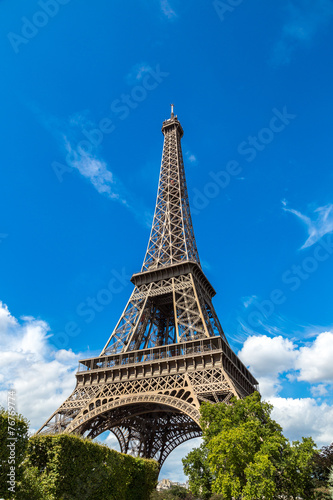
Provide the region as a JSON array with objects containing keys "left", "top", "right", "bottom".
[
  {"left": 30, "top": 104, "right": 131, "bottom": 208},
  {"left": 238, "top": 335, "right": 298, "bottom": 398},
  {"left": 126, "top": 63, "right": 153, "bottom": 84},
  {"left": 68, "top": 111, "right": 93, "bottom": 129},
  {"left": 238, "top": 335, "right": 297, "bottom": 377},
  {"left": 242, "top": 295, "right": 258, "bottom": 309},
  {"left": 0, "top": 302, "right": 17, "bottom": 331},
  {"left": 270, "top": 397, "right": 333, "bottom": 446},
  {"left": 160, "top": 0, "right": 177, "bottom": 19},
  {"left": 238, "top": 331, "right": 333, "bottom": 446},
  {"left": 283, "top": 202, "right": 333, "bottom": 248},
  {"left": 234, "top": 312, "right": 302, "bottom": 345},
  {"left": 239, "top": 331, "right": 333, "bottom": 388},
  {"left": 296, "top": 331, "right": 333, "bottom": 382},
  {"left": 185, "top": 153, "right": 197, "bottom": 165},
  {"left": 0, "top": 301, "right": 79, "bottom": 431},
  {"left": 29, "top": 103, "right": 153, "bottom": 227},
  {"left": 63, "top": 136, "right": 124, "bottom": 201},
  {"left": 272, "top": 0, "right": 333, "bottom": 65},
  {"left": 57, "top": 116, "right": 154, "bottom": 226},
  {"left": 310, "top": 384, "right": 328, "bottom": 397}
]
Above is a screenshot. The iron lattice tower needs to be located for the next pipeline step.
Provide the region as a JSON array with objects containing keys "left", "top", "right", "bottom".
[{"left": 38, "top": 108, "right": 258, "bottom": 467}]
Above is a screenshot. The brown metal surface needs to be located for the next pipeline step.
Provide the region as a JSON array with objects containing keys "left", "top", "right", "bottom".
[{"left": 37, "top": 109, "right": 258, "bottom": 467}]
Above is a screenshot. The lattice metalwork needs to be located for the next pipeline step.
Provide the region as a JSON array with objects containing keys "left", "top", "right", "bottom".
[
  {"left": 101, "top": 268, "right": 229, "bottom": 355},
  {"left": 142, "top": 113, "right": 199, "bottom": 271},
  {"left": 37, "top": 108, "right": 258, "bottom": 468}
]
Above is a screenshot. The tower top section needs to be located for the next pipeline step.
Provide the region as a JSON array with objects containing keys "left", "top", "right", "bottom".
[
  {"left": 161, "top": 105, "right": 184, "bottom": 138},
  {"left": 141, "top": 108, "right": 199, "bottom": 271}
]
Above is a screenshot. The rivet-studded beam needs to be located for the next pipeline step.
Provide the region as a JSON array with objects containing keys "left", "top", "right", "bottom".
[
  {"left": 37, "top": 337, "right": 258, "bottom": 465},
  {"left": 100, "top": 270, "right": 228, "bottom": 355},
  {"left": 142, "top": 116, "right": 200, "bottom": 271},
  {"left": 131, "top": 261, "right": 216, "bottom": 297}
]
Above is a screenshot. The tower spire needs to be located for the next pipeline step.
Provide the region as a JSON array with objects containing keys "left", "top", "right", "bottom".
[
  {"left": 170, "top": 103, "right": 174, "bottom": 118},
  {"left": 142, "top": 110, "right": 199, "bottom": 271}
]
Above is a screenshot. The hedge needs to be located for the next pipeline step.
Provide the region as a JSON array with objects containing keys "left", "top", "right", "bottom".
[
  {"left": 17, "top": 434, "right": 159, "bottom": 500},
  {"left": 0, "top": 407, "right": 29, "bottom": 499}
]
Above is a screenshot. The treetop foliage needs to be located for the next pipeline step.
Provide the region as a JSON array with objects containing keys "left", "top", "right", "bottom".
[
  {"left": 200, "top": 391, "right": 283, "bottom": 443},
  {"left": 184, "top": 392, "right": 320, "bottom": 500},
  {"left": 150, "top": 484, "right": 194, "bottom": 499}
]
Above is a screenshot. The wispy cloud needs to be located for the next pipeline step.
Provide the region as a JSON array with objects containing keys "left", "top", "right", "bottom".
[
  {"left": 310, "top": 384, "right": 328, "bottom": 397},
  {"left": 29, "top": 104, "right": 153, "bottom": 225},
  {"left": 53, "top": 113, "right": 132, "bottom": 207},
  {"left": 232, "top": 308, "right": 310, "bottom": 346},
  {"left": 60, "top": 128, "right": 153, "bottom": 225},
  {"left": 282, "top": 201, "right": 333, "bottom": 249},
  {"left": 271, "top": 0, "right": 333, "bottom": 66},
  {"left": 30, "top": 106, "right": 125, "bottom": 202},
  {"left": 160, "top": 0, "right": 177, "bottom": 20},
  {"left": 242, "top": 295, "right": 258, "bottom": 309},
  {"left": 63, "top": 135, "right": 127, "bottom": 204},
  {"left": 185, "top": 151, "right": 197, "bottom": 164},
  {"left": 125, "top": 63, "right": 153, "bottom": 85}
]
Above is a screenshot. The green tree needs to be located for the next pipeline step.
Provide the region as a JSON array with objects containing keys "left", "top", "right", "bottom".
[
  {"left": 313, "top": 443, "right": 333, "bottom": 498},
  {"left": 329, "top": 466, "right": 333, "bottom": 499},
  {"left": 282, "top": 437, "right": 317, "bottom": 499},
  {"left": 16, "top": 465, "right": 56, "bottom": 500},
  {"left": 167, "top": 485, "right": 191, "bottom": 499},
  {"left": 150, "top": 485, "right": 193, "bottom": 499},
  {"left": 188, "top": 391, "right": 317, "bottom": 500},
  {"left": 314, "top": 443, "right": 333, "bottom": 481},
  {"left": 0, "top": 405, "right": 29, "bottom": 499},
  {"left": 182, "top": 444, "right": 212, "bottom": 499}
]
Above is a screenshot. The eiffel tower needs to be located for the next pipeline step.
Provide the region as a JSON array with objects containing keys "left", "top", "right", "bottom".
[{"left": 38, "top": 106, "right": 258, "bottom": 467}]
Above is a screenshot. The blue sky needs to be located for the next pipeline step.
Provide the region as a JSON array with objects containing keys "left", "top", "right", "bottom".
[{"left": 1, "top": 0, "right": 333, "bottom": 482}]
